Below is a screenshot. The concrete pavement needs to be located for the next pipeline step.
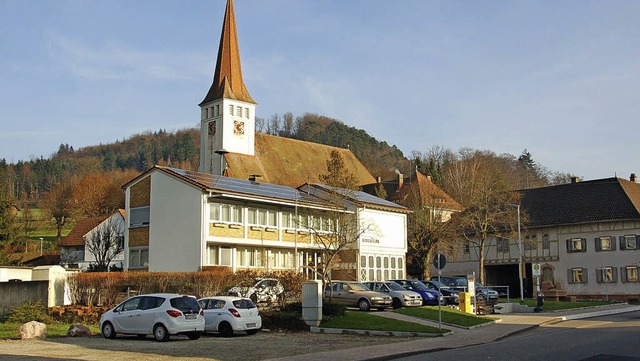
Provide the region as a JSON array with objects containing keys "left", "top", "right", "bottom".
[{"left": 266, "top": 303, "right": 640, "bottom": 361}]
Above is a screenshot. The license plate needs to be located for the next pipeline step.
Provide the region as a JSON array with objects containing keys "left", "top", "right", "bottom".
[
  {"left": 246, "top": 323, "right": 256, "bottom": 328},
  {"left": 185, "top": 314, "right": 197, "bottom": 320}
]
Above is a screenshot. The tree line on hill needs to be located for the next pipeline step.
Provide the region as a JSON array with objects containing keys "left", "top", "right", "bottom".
[{"left": 0, "top": 111, "right": 573, "bottom": 269}]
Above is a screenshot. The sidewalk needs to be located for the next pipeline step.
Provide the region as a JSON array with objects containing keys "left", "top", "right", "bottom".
[{"left": 266, "top": 303, "right": 640, "bottom": 361}]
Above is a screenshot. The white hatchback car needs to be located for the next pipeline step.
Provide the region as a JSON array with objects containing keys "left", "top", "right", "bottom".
[
  {"left": 100, "top": 293, "right": 205, "bottom": 342},
  {"left": 198, "top": 296, "right": 262, "bottom": 337}
]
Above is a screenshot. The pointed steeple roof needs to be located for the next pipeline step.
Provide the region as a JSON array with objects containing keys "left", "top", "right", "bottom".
[{"left": 200, "top": 0, "right": 256, "bottom": 106}]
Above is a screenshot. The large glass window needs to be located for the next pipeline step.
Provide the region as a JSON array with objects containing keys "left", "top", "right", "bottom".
[
  {"left": 130, "top": 207, "right": 150, "bottom": 228},
  {"left": 236, "top": 247, "right": 262, "bottom": 267},
  {"left": 207, "top": 245, "right": 232, "bottom": 266},
  {"left": 210, "top": 203, "right": 243, "bottom": 224},
  {"left": 129, "top": 248, "right": 149, "bottom": 268},
  {"left": 248, "top": 207, "right": 277, "bottom": 227}
]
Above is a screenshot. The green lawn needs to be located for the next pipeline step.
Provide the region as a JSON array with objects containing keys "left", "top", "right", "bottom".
[
  {"left": 395, "top": 306, "right": 496, "bottom": 327},
  {"left": 0, "top": 322, "right": 101, "bottom": 339},
  {"left": 516, "top": 299, "right": 614, "bottom": 311},
  {"left": 320, "top": 311, "right": 449, "bottom": 334}
]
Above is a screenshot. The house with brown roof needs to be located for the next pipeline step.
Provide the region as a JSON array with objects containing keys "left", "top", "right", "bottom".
[
  {"left": 443, "top": 174, "right": 640, "bottom": 302},
  {"left": 60, "top": 210, "right": 125, "bottom": 270}
]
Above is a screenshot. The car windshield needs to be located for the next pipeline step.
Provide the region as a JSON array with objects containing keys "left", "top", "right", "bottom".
[
  {"left": 349, "top": 283, "right": 370, "bottom": 291},
  {"left": 386, "top": 282, "right": 406, "bottom": 291},
  {"left": 408, "top": 281, "right": 429, "bottom": 291},
  {"left": 428, "top": 280, "right": 449, "bottom": 288}
]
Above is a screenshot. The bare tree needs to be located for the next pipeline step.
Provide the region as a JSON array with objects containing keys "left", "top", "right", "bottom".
[
  {"left": 394, "top": 172, "right": 460, "bottom": 279},
  {"left": 85, "top": 215, "right": 124, "bottom": 271},
  {"left": 40, "top": 180, "right": 76, "bottom": 242}
]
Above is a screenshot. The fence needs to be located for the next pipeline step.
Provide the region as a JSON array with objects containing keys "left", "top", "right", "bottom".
[{"left": 0, "top": 280, "right": 49, "bottom": 320}]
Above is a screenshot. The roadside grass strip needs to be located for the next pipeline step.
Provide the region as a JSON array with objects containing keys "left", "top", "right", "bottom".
[
  {"left": 0, "top": 322, "right": 101, "bottom": 339},
  {"left": 320, "top": 311, "right": 449, "bottom": 334},
  {"left": 395, "top": 306, "right": 495, "bottom": 327}
]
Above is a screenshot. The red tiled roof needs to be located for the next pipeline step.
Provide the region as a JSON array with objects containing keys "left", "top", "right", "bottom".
[{"left": 59, "top": 217, "right": 104, "bottom": 247}]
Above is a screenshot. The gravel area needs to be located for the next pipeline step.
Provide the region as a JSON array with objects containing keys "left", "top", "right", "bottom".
[{"left": 0, "top": 331, "right": 410, "bottom": 361}]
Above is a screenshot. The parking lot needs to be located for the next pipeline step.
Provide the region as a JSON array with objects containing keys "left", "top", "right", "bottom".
[{"left": 0, "top": 330, "right": 404, "bottom": 361}]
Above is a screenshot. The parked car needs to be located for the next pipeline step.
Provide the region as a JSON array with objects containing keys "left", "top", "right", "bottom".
[
  {"left": 198, "top": 296, "right": 261, "bottom": 337},
  {"left": 421, "top": 279, "right": 460, "bottom": 305},
  {"left": 431, "top": 276, "right": 499, "bottom": 303},
  {"left": 100, "top": 293, "right": 204, "bottom": 342},
  {"left": 324, "top": 281, "right": 393, "bottom": 311},
  {"left": 389, "top": 279, "right": 443, "bottom": 305},
  {"left": 227, "top": 277, "right": 284, "bottom": 304},
  {"left": 362, "top": 281, "right": 423, "bottom": 309}
]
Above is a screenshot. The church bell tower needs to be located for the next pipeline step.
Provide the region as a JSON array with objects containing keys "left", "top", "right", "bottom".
[{"left": 199, "top": 0, "right": 256, "bottom": 175}]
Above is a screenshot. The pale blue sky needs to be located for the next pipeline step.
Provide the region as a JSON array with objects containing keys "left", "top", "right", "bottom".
[{"left": 1, "top": 0, "right": 639, "bottom": 180}]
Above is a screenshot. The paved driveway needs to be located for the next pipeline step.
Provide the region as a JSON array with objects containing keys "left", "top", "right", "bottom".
[{"left": 0, "top": 331, "right": 404, "bottom": 361}]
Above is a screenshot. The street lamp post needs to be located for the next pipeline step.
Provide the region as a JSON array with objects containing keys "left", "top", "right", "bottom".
[
  {"left": 39, "top": 237, "right": 44, "bottom": 256},
  {"left": 515, "top": 205, "right": 523, "bottom": 301}
]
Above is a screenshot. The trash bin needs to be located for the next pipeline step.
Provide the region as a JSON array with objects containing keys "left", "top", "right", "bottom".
[{"left": 459, "top": 292, "right": 473, "bottom": 314}]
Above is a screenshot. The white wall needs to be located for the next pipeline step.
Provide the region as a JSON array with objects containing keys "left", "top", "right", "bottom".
[
  {"left": 83, "top": 212, "right": 125, "bottom": 267},
  {"left": 0, "top": 267, "right": 33, "bottom": 281},
  {"left": 148, "top": 171, "right": 205, "bottom": 272}
]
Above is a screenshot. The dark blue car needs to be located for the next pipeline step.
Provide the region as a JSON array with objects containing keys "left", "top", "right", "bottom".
[{"left": 389, "top": 279, "right": 444, "bottom": 306}]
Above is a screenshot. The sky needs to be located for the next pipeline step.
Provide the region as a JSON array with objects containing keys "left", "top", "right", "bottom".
[{"left": 1, "top": 0, "right": 639, "bottom": 181}]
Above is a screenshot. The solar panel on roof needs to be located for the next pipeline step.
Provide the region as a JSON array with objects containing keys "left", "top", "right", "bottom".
[{"left": 311, "top": 183, "right": 405, "bottom": 209}]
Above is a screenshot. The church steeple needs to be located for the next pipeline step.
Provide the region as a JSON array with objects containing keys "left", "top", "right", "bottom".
[
  {"left": 199, "top": 0, "right": 256, "bottom": 174},
  {"left": 200, "top": 0, "right": 255, "bottom": 106}
]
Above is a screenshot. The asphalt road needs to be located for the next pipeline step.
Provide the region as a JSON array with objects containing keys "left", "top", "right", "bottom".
[{"left": 392, "top": 311, "right": 640, "bottom": 361}]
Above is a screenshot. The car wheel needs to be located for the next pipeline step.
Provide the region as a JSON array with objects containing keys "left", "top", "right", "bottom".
[
  {"left": 246, "top": 329, "right": 259, "bottom": 336},
  {"left": 218, "top": 322, "right": 234, "bottom": 337},
  {"left": 392, "top": 298, "right": 402, "bottom": 309},
  {"left": 153, "top": 324, "right": 170, "bottom": 342},
  {"left": 187, "top": 332, "right": 202, "bottom": 340},
  {"left": 357, "top": 298, "right": 371, "bottom": 311},
  {"left": 101, "top": 322, "right": 116, "bottom": 339}
]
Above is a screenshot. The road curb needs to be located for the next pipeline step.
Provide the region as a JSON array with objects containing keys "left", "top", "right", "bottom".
[{"left": 310, "top": 326, "right": 451, "bottom": 338}]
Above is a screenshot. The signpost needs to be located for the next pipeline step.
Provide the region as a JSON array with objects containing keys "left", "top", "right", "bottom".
[{"left": 433, "top": 253, "right": 447, "bottom": 330}]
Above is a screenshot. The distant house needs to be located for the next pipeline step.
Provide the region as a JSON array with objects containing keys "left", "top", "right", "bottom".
[
  {"left": 59, "top": 210, "right": 125, "bottom": 270},
  {"left": 443, "top": 174, "right": 640, "bottom": 302}
]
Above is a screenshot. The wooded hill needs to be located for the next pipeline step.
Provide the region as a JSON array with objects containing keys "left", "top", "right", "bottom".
[{"left": 0, "top": 112, "right": 409, "bottom": 204}]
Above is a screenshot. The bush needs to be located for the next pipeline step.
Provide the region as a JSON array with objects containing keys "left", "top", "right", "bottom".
[
  {"left": 7, "top": 302, "right": 52, "bottom": 324},
  {"left": 322, "top": 302, "right": 346, "bottom": 318},
  {"left": 261, "top": 311, "right": 308, "bottom": 332}
]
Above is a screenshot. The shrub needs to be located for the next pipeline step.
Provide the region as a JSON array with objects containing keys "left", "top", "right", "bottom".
[
  {"left": 261, "top": 310, "right": 308, "bottom": 332},
  {"left": 7, "top": 302, "right": 52, "bottom": 324}
]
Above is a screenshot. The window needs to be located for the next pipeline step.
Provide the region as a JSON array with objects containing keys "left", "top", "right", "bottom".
[
  {"left": 620, "top": 235, "right": 638, "bottom": 250},
  {"left": 247, "top": 207, "right": 277, "bottom": 227},
  {"left": 215, "top": 104, "right": 220, "bottom": 116},
  {"left": 236, "top": 106, "right": 242, "bottom": 116},
  {"left": 130, "top": 207, "right": 150, "bottom": 227},
  {"left": 245, "top": 108, "right": 250, "bottom": 118},
  {"left": 595, "top": 236, "right": 615, "bottom": 251},
  {"left": 236, "top": 247, "right": 262, "bottom": 267},
  {"left": 497, "top": 238, "right": 509, "bottom": 252},
  {"left": 229, "top": 104, "right": 234, "bottom": 115},
  {"left": 596, "top": 266, "right": 617, "bottom": 283},
  {"left": 622, "top": 266, "right": 639, "bottom": 282},
  {"left": 525, "top": 234, "right": 537, "bottom": 251},
  {"left": 566, "top": 238, "right": 586, "bottom": 253},
  {"left": 269, "top": 249, "right": 294, "bottom": 269},
  {"left": 542, "top": 234, "right": 550, "bottom": 250},
  {"left": 568, "top": 267, "right": 587, "bottom": 284},
  {"left": 210, "top": 203, "right": 243, "bottom": 224},
  {"left": 464, "top": 242, "right": 470, "bottom": 254},
  {"left": 129, "top": 248, "right": 149, "bottom": 268},
  {"left": 208, "top": 245, "right": 232, "bottom": 266}
]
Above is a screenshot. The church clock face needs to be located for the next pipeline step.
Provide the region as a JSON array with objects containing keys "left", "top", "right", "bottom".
[{"left": 234, "top": 120, "right": 245, "bottom": 135}]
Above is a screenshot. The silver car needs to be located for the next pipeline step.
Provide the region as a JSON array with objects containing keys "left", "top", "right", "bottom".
[
  {"left": 100, "top": 293, "right": 204, "bottom": 342},
  {"left": 323, "top": 281, "right": 393, "bottom": 311},
  {"left": 362, "top": 281, "right": 423, "bottom": 308}
]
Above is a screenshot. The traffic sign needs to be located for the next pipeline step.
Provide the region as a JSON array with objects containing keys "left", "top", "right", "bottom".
[{"left": 433, "top": 253, "right": 447, "bottom": 270}]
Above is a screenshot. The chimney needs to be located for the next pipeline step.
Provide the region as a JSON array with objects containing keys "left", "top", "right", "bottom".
[
  {"left": 249, "top": 174, "right": 261, "bottom": 183},
  {"left": 571, "top": 176, "right": 580, "bottom": 184},
  {"left": 377, "top": 176, "right": 382, "bottom": 183},
  {"left": 398, "top": 173, "right": 404, "bottom": 189},
  {"left": 631, "top": 173, "right": 638, "bottom": 183}
]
